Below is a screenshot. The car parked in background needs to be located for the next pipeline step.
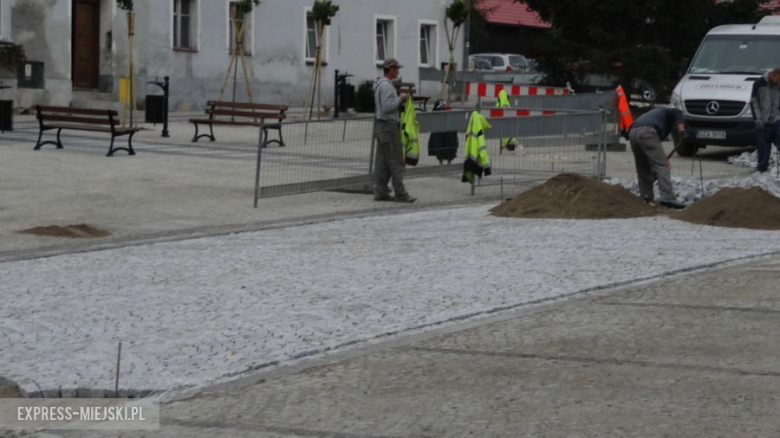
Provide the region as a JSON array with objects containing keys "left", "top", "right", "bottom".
[
  {"left": 468, "top": 57, "right": 493, "bottom": 72},
  {"left": 469, "top": 53, "right": 530, "bottom": 73}
]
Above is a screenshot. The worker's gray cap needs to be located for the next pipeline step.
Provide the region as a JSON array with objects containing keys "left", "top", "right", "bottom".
[{"left": 382, "top": 58, "right": 403, "bottom": 69}]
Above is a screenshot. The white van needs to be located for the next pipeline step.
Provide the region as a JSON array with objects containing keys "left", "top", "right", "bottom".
[{"left": 670, "top": 15, "right": 780, "bottom": 156}]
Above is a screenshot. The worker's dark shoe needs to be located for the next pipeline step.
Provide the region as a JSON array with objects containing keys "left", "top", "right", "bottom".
[
  {"left": 394, "top": 195, "right": 417, "bottom": 203},
  {"left": 641, "top": 196, "right": 655, "bottom": 205},
  {"left": 374, "top": 195, "right": 395, "bottom": 202},
  {"left": 660, "top": 198, "right": 686, "bottom": 209}
]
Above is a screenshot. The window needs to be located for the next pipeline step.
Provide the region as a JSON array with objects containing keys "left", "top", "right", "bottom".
[
  {"left": 375, "top": 17, "right": 395, "bottom": 64},
  {"left": 173, "top": 0, "right": 196, "bottom": 50},
  {"left": 419, "top": 22, "right": 437, "bottom": 67},
  {"left": 305, "top": 9, "right": 328, "bottom": 63},
  {"left": 306, "top": 14, "right": 317, "bottom": 60},
  {"left": 228, "top": 1, "right": 252, "bottom": 55},
  {"left": 690, "top": 35, "right": 780, "bottom": 75}
]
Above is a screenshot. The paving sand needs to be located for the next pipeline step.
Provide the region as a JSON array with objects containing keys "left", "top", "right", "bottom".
[
  {"left": 16, "top": 224, "right": 111, "bottom": 239},
  {"left": 491, "top": 173, "right": 659, "bottom": 219},
  {"left": 673, "top": 187, "right": 780, "bottom": 231},
  {"left": 494, "top": 174, "right": 780, "bottom": 231}
]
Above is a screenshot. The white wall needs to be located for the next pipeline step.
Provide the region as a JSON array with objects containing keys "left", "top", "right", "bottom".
[{"left": 4, "top": 0, "right": 464, "bottom": 109}]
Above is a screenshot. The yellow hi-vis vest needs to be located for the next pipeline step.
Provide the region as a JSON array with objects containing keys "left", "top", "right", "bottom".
[
  {"left": 401, "top": 98, "right": 420, "bottom": 166},
  {"left": 462, "top": 111, "right": 492, "bottom": 183},
  {"left": 496, "top": 90, "right": 517, "bottom": 151}
]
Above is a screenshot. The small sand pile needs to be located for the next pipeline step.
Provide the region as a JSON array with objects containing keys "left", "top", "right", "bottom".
[
  {"left": 17, "top": 224, "right": 111, "bottom": 239},
  {"left": 673, "top": 187, "right": 780, "bottom": 230},
  {"left": 491, "top": 173, "right": 658, "bottom": 219},
  {"left": 0, "top": 384, "right": 21, "bottom": 398}
]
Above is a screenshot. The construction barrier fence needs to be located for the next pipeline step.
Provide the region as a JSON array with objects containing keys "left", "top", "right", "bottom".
[{"left": 253, "top": 94, "right": 616, "bottom": 206}]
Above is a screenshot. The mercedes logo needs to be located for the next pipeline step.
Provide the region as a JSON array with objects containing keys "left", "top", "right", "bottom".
[{"left": 706, "top": 101, "right": 720, "bottom": 115}]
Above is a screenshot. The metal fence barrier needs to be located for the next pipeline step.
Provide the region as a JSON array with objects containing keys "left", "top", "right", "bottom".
[
  {"left": 476, "top": 111, "right": 607, "bottom": 194},
  {"left": 253, "top": 103, "right": 611, "bottom": 206},
  {"left": 490, "top": 92, "right": 617, "bottom": 113}
]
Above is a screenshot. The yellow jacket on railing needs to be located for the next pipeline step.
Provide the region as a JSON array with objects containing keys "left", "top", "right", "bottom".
[
  {"left": 462, "top": 111, "right": 492, "bottom": 183},
  {"left": 401, "top": 98, "right": 419, "bottom": 166},
  {"left": 496, "top": 90, "right": 517, "bottom": 151}
]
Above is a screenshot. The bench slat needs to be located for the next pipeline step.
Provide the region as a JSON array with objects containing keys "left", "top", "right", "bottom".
[
  {"left": 206, "top": 101, "right": 288, "bottom": 111},
  {"left": 42, "top": 115, "right": 114, "bottom": 125},
  {"left": 37, "top": 106, "right": 118, "bottom": 117},
  {"left": 45, "top": 124, "right": 139, "bottom": 133},
  {"left": 190, "top": 119, "right": 284, "bottom": 127},
  {"left": 208, "top": 109, "right": 287, "bottom": 120}
]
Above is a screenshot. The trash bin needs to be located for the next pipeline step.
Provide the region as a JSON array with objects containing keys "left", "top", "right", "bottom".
[
  {"left": 0, "top": 100, "right": 13, "bottom": 133},
  {"left": 145, "top": 95, "right": 166, "bottom": 124},
  {"left": 338, "top": 83, "right": 355, "bottom": 112}
]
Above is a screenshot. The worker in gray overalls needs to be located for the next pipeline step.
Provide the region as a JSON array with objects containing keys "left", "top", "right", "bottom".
[{"left": 628, "top": 107, "right": 686, "bottom": 209}]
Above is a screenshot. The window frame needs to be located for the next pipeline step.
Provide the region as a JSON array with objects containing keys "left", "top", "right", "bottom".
[
  {"left": 374, "top": 15, "right": 396, "bottom": 67},
  {"left": 304, "top": 6, "right": 329, "bottom": 65},
  {"left": 171, "top": 0, "right": 199, "bottom": 51},
  {"left": 226, "top": 0, "right": 254, "bottom": 56},
  {"left": 418, "top": 20, "right": 438, "bottom": 68}
]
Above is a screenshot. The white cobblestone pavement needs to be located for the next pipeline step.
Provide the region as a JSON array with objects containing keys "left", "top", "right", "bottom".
[
  {"left": 1, "top": 113, "right": 775, "bottom": 400},
  {"left": 2, "top": 205, "right": 780, "bottom": 397}
]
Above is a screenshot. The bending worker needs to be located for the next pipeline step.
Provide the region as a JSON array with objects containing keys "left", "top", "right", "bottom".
[
  {"left": 628, "top": 107, "right": 686, "bottom": 209},
  {"left": 372, "top": 58, "right": 416, "bottom": 203}
]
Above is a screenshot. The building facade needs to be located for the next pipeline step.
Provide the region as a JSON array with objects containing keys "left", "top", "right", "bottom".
[{"left": 0, "top": 0, "right": 463, "bottom": 110}]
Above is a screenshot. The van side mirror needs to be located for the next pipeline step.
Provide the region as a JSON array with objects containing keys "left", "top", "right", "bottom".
[{"left": 679, "top": 58, "right": 690, "bottom": 77}]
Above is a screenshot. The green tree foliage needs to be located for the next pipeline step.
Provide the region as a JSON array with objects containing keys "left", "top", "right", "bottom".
[
  {"left": 446, "top": 0, "right": 470, "bottom": 28},
  {"left": 313, "top": 0, "right": 339, "bottom": 26},
  {"left": 0, "top": 42, "right": 26, "bottom": 72},
  {"left": 117, "top": 0, "right": 133, "bottom": 11},
  {"left": 519, "top": 0, "right": 772, "bottom": 98},
  {"left": 354, "top": 80, "right": 375, "bottom": 113},
  {"left": 235, "top": 0, "right": 261, "bottom": 15}
]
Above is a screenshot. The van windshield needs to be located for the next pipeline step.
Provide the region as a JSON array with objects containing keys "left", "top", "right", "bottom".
[{"left": 690, "top": 35, "right": 780, "bottom": 75}]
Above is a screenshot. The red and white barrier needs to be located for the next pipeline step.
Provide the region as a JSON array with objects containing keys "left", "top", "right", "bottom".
[
  {"left": 465, "top": 83, "right": 570, "bottom": 98},
  {"left": 487, "top": 109, "right": 556, "bottom": 117}
]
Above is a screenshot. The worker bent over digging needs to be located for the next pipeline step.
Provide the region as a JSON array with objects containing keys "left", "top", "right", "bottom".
[
  {"left": 372, "top": 58, "right": 416, "bottom": 203},
  {"left": 628, "top": 107, "right": 686, "bottom": 209}
]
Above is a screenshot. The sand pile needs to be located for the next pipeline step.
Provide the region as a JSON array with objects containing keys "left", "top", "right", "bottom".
[
  {"left": 17, "top": 224, "right": 111, "bottom": 239},
  {"left": 0, "top": 384, "right": 20, "bottom": 398},
  {"left": 491, "top": 173, "right": 658, "bottom": 219},
  {"left": 673, "top": 187, "right": 780, "bottom": 230}
]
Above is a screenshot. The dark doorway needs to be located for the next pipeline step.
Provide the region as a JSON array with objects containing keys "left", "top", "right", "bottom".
[{"left": 72, "top": 0, "right": 101, "bottom": 89}]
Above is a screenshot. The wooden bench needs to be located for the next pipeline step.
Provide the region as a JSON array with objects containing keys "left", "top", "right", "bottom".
[
  {"left": 34, "top": 106, "right": 140, "bottom": 157},
  {"left": 189, "top": 101, "right": 288, "bottom": 146},
  {"left": 395, "top": 82, "right": 430, "bottom": 112}
]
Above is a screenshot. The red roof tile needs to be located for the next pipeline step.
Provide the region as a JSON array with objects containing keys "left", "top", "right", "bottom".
[
  {"left": 479, "top": 0, "right": 550, "bottom": 29},
  {"left": 481, "top": 0, "right": 778, "bottom": 30},
  {"left": 764, "top": 0, "right": 780, "bottom": 13}
]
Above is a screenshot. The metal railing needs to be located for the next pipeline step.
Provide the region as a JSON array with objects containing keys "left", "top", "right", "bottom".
[{"left": 253, "top": 99, "right": 612, "bottom": 206}]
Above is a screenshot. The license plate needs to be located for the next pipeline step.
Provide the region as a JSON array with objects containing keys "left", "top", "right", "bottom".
[{"left": 696, "top": 130, "right": 726, "bottom": 139}]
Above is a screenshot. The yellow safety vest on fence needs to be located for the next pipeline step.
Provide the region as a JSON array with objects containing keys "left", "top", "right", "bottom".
[
  {"left": 401, "top": 98, "right": 420, "bottom": 166},
  {"left": 462, "top": 111, "right": 492, "bottom": 183},
  {"left": 496, "top": 90, "right": 517, "bottom": 151}
]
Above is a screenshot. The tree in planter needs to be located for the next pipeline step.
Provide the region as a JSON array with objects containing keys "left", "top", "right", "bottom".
[
  {"left": 303, "top": 0, "right": 339, "bottom": 120},
  {"left": 117, "top": 0, "right": 136, "bottom": 127},
  {"left": 441, "top": 0, "right": 469, "bottom": 101},
  {"left": 217, "top": 0, "right": 261, "bottom": 106}
]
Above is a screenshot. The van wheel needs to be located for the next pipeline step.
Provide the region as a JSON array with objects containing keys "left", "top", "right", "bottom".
[{"left": 675, "top": 142, "right": 697, "bottom": 157}]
